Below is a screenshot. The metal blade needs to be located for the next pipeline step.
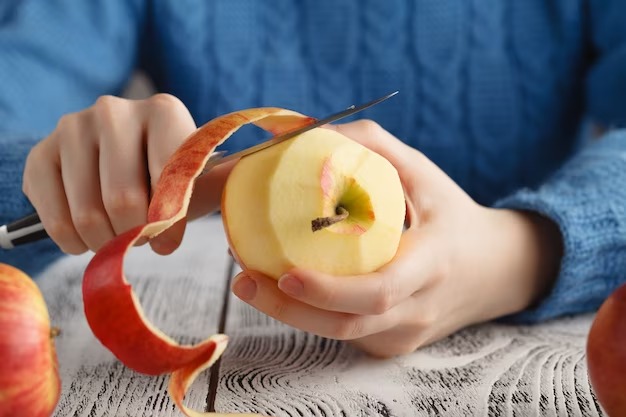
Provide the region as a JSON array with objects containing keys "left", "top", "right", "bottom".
[{"left": 201, "top": 91, "right": 398, "bottom": 173}]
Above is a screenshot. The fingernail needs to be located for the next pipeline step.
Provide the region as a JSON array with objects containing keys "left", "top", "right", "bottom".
[
  {"left": 278, "top": 274, "right": 303, "bottom": 297},
  {"left": 232, "top": 274, "right": 257, "bottom": 301}
]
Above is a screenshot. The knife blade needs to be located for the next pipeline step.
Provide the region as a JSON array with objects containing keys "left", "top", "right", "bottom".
[{"left": 201, "top": 90, "right": 398, "bottom": 173}]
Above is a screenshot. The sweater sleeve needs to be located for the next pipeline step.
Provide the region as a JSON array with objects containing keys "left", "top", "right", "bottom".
[
  {"left": 0, "top": 1, "right": 145, "bottom": 276},
  {"left": 495, "top": 130, "right": 626, "bottom": 322},
  {"left": 495, "top": 0, "right": 626, "bottom": 322}
]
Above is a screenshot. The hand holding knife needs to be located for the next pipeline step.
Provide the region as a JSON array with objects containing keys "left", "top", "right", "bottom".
[{"left": 0, "top": 91, "right": 398, "bottom": 250}]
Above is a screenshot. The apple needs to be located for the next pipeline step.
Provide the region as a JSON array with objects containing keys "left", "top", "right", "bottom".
[
  {"left": 587, "top": 282, "right": 626, "bottom": 417},
  {"left": 222, "top": 127, "right": 406, "bottom": 279},
  {"left": 82, "top": 107, "right": 315, "bottom": 416},
  {"left": 0, "top": 263, "right": 60, "bottom": 417}
]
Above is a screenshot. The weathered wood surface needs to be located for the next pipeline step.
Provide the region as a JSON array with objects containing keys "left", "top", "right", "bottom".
[
  {"left": 35, "top": 216, "right": 604, "bottom": 417},
  {"left": 218, "top": 270, "right": 603, "bottom": 417}
]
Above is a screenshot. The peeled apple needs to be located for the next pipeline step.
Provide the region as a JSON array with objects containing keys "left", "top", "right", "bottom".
[{"left": 222, "top": 127, "right": 405, "bottom": 279}]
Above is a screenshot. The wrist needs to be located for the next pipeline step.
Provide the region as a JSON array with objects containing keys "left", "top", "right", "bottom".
[{"left": 482, "top": 208, "right": 563, "bottom": 319}]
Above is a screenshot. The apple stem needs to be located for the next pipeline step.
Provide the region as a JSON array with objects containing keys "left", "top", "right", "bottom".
[
  {"left": 50, "top": 327, "right": 61, "bottom": 339},
  {"left": 311, "top": 206, "right": 349, "bottom": 232}
]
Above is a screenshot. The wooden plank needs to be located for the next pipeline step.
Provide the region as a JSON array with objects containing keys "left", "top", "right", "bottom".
[
  {"left": 216, "top": 264, "right": 603, "bottom": 417},
  {"left": 35, "top": 216, "right": 231, "bottom": 417}
]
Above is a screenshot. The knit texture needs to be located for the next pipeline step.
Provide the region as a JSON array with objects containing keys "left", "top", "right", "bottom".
[
  {"left": 497, "top": 131, "right": 626, "bottom": 323},
  {"left": 1, "top": 1, "right": 625, "bottom": 322}
]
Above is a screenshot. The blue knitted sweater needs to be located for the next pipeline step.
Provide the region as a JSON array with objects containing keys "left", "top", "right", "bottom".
[{"left": 0, "top": 1, "right": 625, "bottom": 323}]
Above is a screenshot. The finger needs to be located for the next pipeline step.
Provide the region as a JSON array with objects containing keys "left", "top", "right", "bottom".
[
  {"left": 95, "top": 96, "right": 150, "bottom": 236},
  {"left": 277, "top": 227, "right": 442, "bottom": 315},
  {"left": 23, "top": 141, "right": 87, "bottom": 254},
  {"left": 231, "top": 271, "right": 401, "bottom": 340},
  {"left": 349, "top": 287, "right": 451, "bottom": 357},
  {"left": 324, "top": 120, "right": 416, "bottom": 173},
  {"left": 187, "top": 158, "right": 238, "bottom": 220},
  {"left": 144, "top": 94, "right": 197, "bottom": 191},
  {"left": 149, "top": 218, "right": 186, "bottom": 255},
  {"left": 142, "top": 94, "right": 197, "bottom": 252},
  {"left": 328, "top": 120, "right": 458, "bottom": 218},
  {"left": 325, "top": 121, "right": 426, "bottom": 209},
  {"left": 58, "top": 116, "right": 116, "bottom": 252}
]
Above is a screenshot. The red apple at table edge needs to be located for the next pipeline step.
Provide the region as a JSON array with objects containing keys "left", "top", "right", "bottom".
[
  {"left": 587, "top": 282, "right": 626, "bottom": 417},
  {"left": 0, "top": 263, "right": 60, "bottom": 417}
]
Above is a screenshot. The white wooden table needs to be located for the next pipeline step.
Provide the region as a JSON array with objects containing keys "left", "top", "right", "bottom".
[{"left": 36, "top": 216, "right": 604, "bottom": 416}]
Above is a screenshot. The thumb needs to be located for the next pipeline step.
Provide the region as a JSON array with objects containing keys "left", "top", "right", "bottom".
[
  {"left": 187, "top": 158, "right": 238, "bottom": 220},
  {"left": 141, "top": 94, "right": 196, "bottom": 255},
  {"left": 150, "top": 218, "right": 187, "bottom": 255},
  {"left": 149, "top": 156, "right": 236, "bottom": 255}
]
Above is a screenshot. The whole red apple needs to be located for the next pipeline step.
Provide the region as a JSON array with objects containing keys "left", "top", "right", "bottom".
[
  {"left": 0, "top": 263, "right": 60, "bottom": 417},
  {"left": 587, "top": 282, "right": 626, "bottom": 417}
]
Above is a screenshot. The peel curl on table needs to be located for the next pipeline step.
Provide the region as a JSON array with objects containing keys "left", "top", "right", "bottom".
[{"left": 82, "top": 108, "right": 315, "bottom": 417}]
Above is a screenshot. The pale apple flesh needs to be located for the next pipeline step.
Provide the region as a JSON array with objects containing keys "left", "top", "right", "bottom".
[
  {"left": 82, "top": 107, "right": 314, "bottom": 417},
  {"left": 222, "top": 128, "right": 406, "bottom": 279},
  {"left": 0, "top": 263, "right": 60, "bottom": 417}
]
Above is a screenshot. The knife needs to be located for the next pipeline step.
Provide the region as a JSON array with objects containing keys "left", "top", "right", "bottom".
[
  {"left": 0, "top": 91, "right": 398, "bottom": 250},
  {"left": 201, "top": 90, "right": 398, "bottom": 172}
]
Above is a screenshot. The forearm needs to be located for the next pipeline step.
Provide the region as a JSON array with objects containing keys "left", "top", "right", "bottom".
[
  {"left": 479, "top": 208, "right": 563, "bottom": 322},
  {"left": 495, "top": 129, "right": 626, "bottom": 322}
]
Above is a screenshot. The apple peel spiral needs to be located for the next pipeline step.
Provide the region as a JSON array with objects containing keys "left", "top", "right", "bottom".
[{"left": 82, "top": 108, "right": 315, "bottom": 417}]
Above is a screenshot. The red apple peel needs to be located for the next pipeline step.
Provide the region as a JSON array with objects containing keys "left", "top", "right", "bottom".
[{"left": 82, "top": 108, "right": 314, "bottom": 416}]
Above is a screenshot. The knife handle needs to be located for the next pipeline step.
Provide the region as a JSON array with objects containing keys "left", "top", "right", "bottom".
[{"left": 0, "top": 213, "right": 48, "bottom": 249}]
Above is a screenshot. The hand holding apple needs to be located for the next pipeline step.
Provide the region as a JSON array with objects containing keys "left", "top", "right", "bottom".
[
  {"left": 0, "top": 263, "right": 60, "bottom": 417},
  {"left": 231, "top": 120, "right": 564, "bottom": 357}
]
